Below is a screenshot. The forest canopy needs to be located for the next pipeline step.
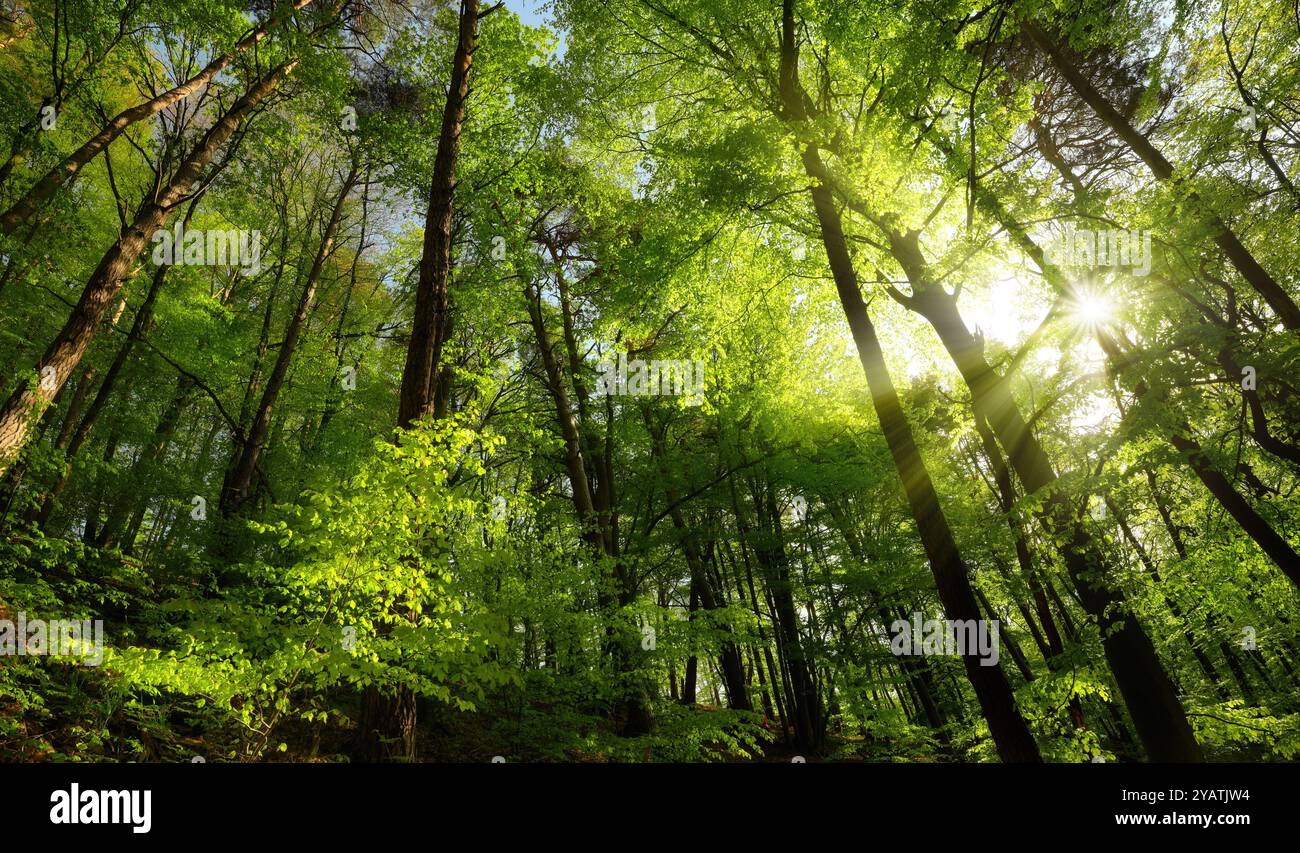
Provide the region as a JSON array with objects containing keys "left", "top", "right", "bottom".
[{"left": 0, "top": 0, "right": 1297, "bottom": 764}]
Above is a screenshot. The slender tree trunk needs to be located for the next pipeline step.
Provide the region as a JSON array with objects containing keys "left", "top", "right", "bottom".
[
  {"left": 1143, "top": 471, "right": 1259, "bottom": 700},
  {"left": 33, "top": 228, "right": 184, "bottom": 527},
  {"left": 824, "top": 498, "right": 954, "bottom": 744},
  {"left": 879, "top": 228, "right": 1201, "bottom": 760},
  {"left": 1104, "top": 495, "right": 1227, "bottom": 696},
  {"left": 730, "top": 474, "right": 821, "bottom": 752},
  {"left": 776, "top": 0, "right": 1037, "bottom": 759},
  {"left": 647, "top": 413, "right": 751, "bottom": 710},
  {"left": 728, "top": 531, "right": 788, "bottom": 738},
  {"left": 49, "top": 367, "right": 97, "bottom": 457},
  {"left": 94, "top": 370, "right": 194, "bottom": 550},
  {"left": 969, "top": 413, "right": 1067, "bottom": 663},
  {"left": 317, "top": 168, "right": 370, "bottom": 440},
  {"left": 526, "top": 285, "right": 654, "bottom": 735},
  {"left": 221, "top": 164, "right": 357, "bottom": 515},
  {"left": 973, "top": 584, "right": 1034, "bottom": 682},
  {"left": 681, "top": 583, "right": 699, "bottom": 705},
  {"left": 946, "top": 132, "right": 1300, "bottom": 594},
  {"left": 236, "top": 208, "right": 296, "bottom": 438},
  {"left": 81, "top": 428, "right": 121, "bottom": 544},
  {"left": 799, "top": 146, "right": 1040, "bottom": 761}
]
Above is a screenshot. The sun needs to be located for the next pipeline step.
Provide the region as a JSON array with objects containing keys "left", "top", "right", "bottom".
[{"left": 1070, "top": 289, "right": 1113, "bottom": 328}]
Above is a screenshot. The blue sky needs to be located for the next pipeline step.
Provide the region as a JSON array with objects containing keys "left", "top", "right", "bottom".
[{"left": 503, "top": 0, "right": 552, "bottom": 30}]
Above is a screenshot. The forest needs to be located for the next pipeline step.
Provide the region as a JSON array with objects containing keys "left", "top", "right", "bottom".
[{"left": 0, "top": 0, "right": 1297, "bottom": 765}]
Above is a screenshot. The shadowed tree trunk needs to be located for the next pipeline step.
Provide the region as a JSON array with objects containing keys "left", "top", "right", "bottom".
[
  {"left": 646, "top": 410, "right": 751, "bottom": 711},
  {"left": 681, "top": 583, "right": 699, "bottom": 705},
  {"left": 872, "top": 223, "right": 1201, "bottom": 761},
  {"left": 798, "top": 151, "right": 1040, "bottom": 761},
  {"left": 221, "top": 163, "right": 359, "bottom": 516},
  {"left": 526, "top": 281, "right": 654, "bottom": 735},
  {"left": 97, "top": 377, "right": 196, "bottom": 552},
  {"left": 778, "top": 0, "right": 1039, "bottom": 763},
  {"left": 359, "top": 7, "right": 489, "bottom": 759},
  {"left": 30, "top": 195, "right": 209, "bottom": 529},
  {"left": 935, "top": 130, "right": 1300, "bottom": 593},
  {"left": 397, "top": 0, "right": 483, "bottom": 429},
  {"left": 748, "top": 479, "right": 822, "bottom": 751}
]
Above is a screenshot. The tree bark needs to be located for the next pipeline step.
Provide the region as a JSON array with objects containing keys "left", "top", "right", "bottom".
[
  {"left": 526, "top": 283, "right": 654, "bottom": 735},
  {"left": 877, "top": 224, "right": 1201, "bottom": 760},
  {"left": 943, "top": 130, "right": 1300, "bottom": 595},
  {"left": 799, "top": 145, "right": 1040, "bottom": 762},
  {"left": 777, "top": 0, "right": 1038, "bottom": 761},
  {"left": 33, "top": 260, "right": 170, "bottom": 527},
  {"left": 647, "top": 412, "right": 751, "bottom": 710},
  {"left": 397, "top": 0, "right": 482, "bottom": 429}
]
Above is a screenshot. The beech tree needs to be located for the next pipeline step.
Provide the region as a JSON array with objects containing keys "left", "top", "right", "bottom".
[{"left": 0, "top": 0, "right": 1296, "bottom": 765}]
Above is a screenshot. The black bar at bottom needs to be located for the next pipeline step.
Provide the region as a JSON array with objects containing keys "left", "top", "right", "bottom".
[{"left": 5, "top": 761, "right": 1281, "bottom": 840}]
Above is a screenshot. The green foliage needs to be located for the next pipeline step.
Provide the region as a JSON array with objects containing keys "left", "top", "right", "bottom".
[{"left": 1, "top": 0, "right": 1297, "bottom": 764}]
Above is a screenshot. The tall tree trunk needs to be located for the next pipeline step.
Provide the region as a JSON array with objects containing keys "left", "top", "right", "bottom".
[
  {"left": 526, "top": 284, "right": 654, "bottom": 735},
  {"left": 32, "top": 196, "right": 197, "bottom": 528},
  {"left": 97, "top": 377, "right": 195, "bottom": 552},
  {"left": 681, "top": 583, "right": 699, "bottom": 705},
  {"left": 969, "top": 413, "right": 1067, "bottom": 664},
  {"left": 824, "top": 498, "right": 955, "bottom": 744},
  {"left": 799, "top": 144, "right": 1040, "bottom": 762},
  {"left": 236, "top": 206, "right": 298, "bottom": 438},
  {"left": 1142, "top": 470, "right": 1260, "bottom": 700},
  {"left": 731, "top": 475, "right": 822, "bottom": 752},
  {"left": 0, "top": 59, "right": 299, "bottom": 474},
  {"left": 1104, "top": 495, "right": 1229, "bottom": 697},
  {"left": 646, "top": 412, "right": 751, "bottom": 710},
  {"left": 878, "top": 226, "right": 1202, "bottom": 761},
  {"left": 317, "top": 167, "right": 371, "bottom": 441},
  {"left": 942, "top": 132, "right": 1300, "bottom": 593},
  {"left": 778, "top": 0, "right": 1038, "bottom": 761},
  {"left": 726, "top": 531, "right": 789, "bottom": 737},
  {"left": 973, "top": 584, "right": 1034, "bottom": 683},
  {"left": 397, "top": 0, "right": 482, "bottom": 429}
]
